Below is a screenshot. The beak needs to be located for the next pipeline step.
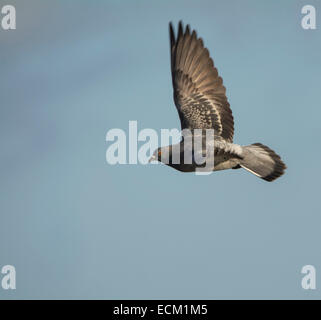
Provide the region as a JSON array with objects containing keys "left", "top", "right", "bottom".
[{"left": 148, "top": 155, "right": 157, "bottom": 163}]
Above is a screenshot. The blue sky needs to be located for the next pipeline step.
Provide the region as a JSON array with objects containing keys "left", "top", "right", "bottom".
[{"left": 0, "top": 0, "right": 321, "bottom": 299}]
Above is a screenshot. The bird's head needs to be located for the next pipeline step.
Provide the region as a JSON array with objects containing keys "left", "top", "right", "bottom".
[
  {"left": 149, "top": 146, "right": 171, "bottom": 164},
  {"left": 149, "top": 147, "right": 162, "bottom": 163}
]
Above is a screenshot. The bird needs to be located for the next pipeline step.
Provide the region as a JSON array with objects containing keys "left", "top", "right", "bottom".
[{"left": 149, "top": 21, "right": 286, "bottom": 182}]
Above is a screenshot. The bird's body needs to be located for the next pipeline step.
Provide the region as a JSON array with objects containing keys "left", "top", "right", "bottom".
[
  {"left": 150, "top": 22, "right": 286, "bottom": 182},
  {"left": 160, "top": 132, "right": 241, "bottom": 173}
]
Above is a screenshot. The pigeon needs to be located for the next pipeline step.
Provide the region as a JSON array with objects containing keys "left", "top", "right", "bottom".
[{"left": 149, "top": 21, "right": 286, "bottom": 182}]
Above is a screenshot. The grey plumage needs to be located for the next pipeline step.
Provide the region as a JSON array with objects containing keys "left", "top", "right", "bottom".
[{"left": 150, "top": 22, "right": 286, "bottom": 182}]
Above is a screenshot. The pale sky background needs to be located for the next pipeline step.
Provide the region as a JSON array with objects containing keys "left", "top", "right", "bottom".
[{"left": 0, "top": 0, "right": 321, "bottom": 299}]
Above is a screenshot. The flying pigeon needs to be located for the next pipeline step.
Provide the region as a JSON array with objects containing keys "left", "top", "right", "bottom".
[{"left": 149, "top": 22, "right": 286, "bottom": 181}]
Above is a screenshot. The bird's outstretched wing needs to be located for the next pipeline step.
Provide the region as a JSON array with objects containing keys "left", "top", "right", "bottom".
[{"left": 170, "top": 21, "right": 234, "bottom": 142}]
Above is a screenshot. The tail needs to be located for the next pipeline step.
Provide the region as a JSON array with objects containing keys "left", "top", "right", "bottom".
[{"left": 240, "top": 143, "right": 286, "bottom": 182}]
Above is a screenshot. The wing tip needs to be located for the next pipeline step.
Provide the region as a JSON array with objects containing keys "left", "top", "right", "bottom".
[
  {"left": 169, "top": 21, "right": 195, "bottom": 42},
  {"left": 178, "top": 20, "right": 183, "bottom": 39},
  {"left": 169, "top": 22, "right": 175, "bottom": 47}
]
